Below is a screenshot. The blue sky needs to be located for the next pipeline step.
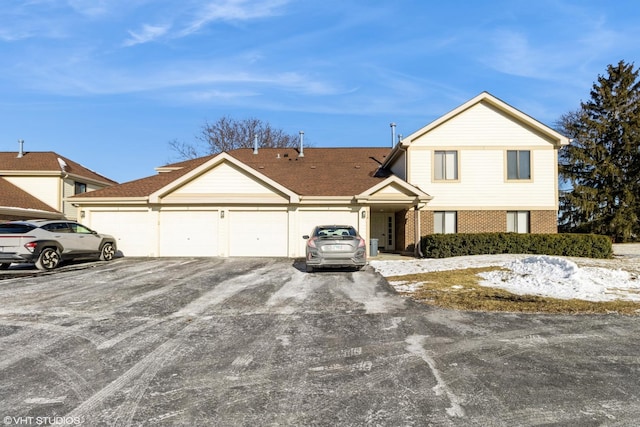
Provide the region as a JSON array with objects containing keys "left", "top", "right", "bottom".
[{"left": 1, "top": 0, "right": 639, "bottom": 183}]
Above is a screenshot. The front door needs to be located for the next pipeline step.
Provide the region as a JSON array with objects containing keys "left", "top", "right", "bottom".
[{"left": 371, "top": 213, "right": 394, "bottom": 251}]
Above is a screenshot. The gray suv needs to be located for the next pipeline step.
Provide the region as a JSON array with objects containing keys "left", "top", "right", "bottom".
[{"left": 0, "top": 219, "right": 117, "bottom": 271}]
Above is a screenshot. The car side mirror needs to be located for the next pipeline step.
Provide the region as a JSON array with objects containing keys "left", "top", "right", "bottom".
[{"left": 302, "top": 235, "right": 309, "bottom": 239}]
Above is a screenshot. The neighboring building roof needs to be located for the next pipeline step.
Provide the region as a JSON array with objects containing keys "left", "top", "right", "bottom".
[
  {"left": 0, "top": 177, "right": 63, "bottom": 216},
  {"left": 0, "top": 151, "right": 118, "bottom": 185},
  {"left": 72, "top": 147, "right": 392, "bottom": 199}
]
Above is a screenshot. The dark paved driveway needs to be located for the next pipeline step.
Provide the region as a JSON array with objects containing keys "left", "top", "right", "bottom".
[{"left": 1, "top": 257, "right": 639, "bottom": 426}]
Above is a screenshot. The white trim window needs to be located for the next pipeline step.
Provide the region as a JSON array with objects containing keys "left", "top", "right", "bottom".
[
  {"left": 434, "top": 150, "right": 458, "bottom": 180},
  {"left": 434, "top": 211, "right": 457, "bottom": 234},
  {"left": 507, "top": 211, "right": 530, "bottom": 233},
  {"left": 507, "top": 150, "right": 530, "bottom": 180}
]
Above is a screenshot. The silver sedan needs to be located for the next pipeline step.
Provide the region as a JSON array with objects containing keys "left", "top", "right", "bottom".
[{"left": 302, "top": 225, "right": 366, "bottom": 272}]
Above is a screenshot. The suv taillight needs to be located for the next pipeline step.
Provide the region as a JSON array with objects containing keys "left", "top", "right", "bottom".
[
  {"left": 307, "top": 237, "right": 317, "bottom": 248},
  {"left": 24, "top": 242, "right": 38, "bottom": 253},
  {"left": 358, "top": 237, "right": 365, "bottom": 248}
]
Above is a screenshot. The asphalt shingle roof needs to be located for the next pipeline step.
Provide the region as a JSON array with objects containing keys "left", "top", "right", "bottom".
[
  {"left": 0, "top": 151, "right": 117, "bottom": 185},
  {"left": 73, "top": 147, "right": 391, "bottom": 198}
]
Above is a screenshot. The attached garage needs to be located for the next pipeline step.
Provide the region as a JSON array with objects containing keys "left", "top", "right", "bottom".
[
  {"left": 72, "top": 148, "right": 431, "bottom": 259},
  {"left": 159, "top": 210, "right": 219, "bottom": 257},
  {"left": 228, "top": 210, "right": 288, "bottom": 257}
]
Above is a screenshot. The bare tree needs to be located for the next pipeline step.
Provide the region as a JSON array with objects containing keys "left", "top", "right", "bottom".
[{"left": 169, "top": 116, "right": 301, "bottom": 159}]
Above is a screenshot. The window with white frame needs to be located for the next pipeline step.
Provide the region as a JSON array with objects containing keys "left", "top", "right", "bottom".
[
  {"left": 434, "top": 150, "right": 458, "bottom": 180},
  {"left": 507, "top": 150, "right": 530, "bottom": 180},
  {"left": 507, "top": 211, "right": 530, "bottom": 233},
  {"left": 434, "top": 211, "right": 457, "bottom": 234}
]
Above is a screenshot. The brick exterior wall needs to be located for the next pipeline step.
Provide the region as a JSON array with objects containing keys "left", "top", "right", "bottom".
[
  {"left": 397, "top": 209, "right": 558, "bottom": 252},
  {"left": 530, "top": 210, "right": 559, "bottom": 234},
  {"left": 457, "top": 211, "right": 506, "bottom": 233}
]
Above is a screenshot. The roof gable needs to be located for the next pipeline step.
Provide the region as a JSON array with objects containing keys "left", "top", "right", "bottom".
[
  {"left": 356, "top": 176, "right": 432, "bottom": 205},
  {"left": 404, "top": 92, "right": 569, "bottom": 147},
  {"left": 150, "top": 153, "right": 298, "bottom": 203}
]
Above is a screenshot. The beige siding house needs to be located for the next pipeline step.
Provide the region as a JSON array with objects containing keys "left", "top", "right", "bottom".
[
  {"left": 0, "top": 150, "right": 117, "bottom": 221},
  {"left": 72, "top": 92, "right": 568, "bottom": 258}
]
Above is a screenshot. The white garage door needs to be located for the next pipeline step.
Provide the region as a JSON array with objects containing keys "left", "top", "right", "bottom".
[
  {"left": 297, "top": 210, "right": 359, "bottom": 257},
  {"left": 89, "top": 211, "right": 153, "bottom": 257},
  {"left": 229, "top": 211, "right": 288, "bottom": 257},
  {"left": 159, "top": 211, "right": 219, "bottom": 257}
]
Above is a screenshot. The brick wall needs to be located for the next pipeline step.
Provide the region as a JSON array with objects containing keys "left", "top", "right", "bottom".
[
  {"left": 457, "top": 210, "right": 506, "bottom": 233},
  {"left": 530, "top": 210, "right": 559, "bottom": 234},
  {"left": 397, "top": 209, "right": 558, "bottom": 252}
]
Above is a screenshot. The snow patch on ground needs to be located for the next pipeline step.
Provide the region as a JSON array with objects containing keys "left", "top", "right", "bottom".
[{"left": 370, "top": 254, "right": 640, "bottom": 302}]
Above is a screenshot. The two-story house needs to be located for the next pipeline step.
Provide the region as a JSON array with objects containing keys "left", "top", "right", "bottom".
[
  {"left": 0, "top": 146, "right": 117, "bottom": 221},
  {"left": 384, "top": 92, "right": 569, "bottom": 252},
  {"left": 71, "top": 92, "right": 568, "bottom": 258}
]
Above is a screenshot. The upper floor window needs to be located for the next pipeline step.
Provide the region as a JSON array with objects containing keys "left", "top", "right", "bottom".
[
  {"left": 507, "top": 150, "right": 530, "bottom": 180},
  {"left": 434, "top": 150, "right": 458, "bottom": 180},
  {"left": 434, "top": 211, "right": 457, "bottom": 234},
  {"left": 74, "top": 182, "right": 87, "bottom": 195},
  {"left": 507, "top": 211, "right": 530, "bottom": 233}
]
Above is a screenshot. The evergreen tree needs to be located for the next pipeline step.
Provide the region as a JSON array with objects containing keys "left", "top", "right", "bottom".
[{"left": 558, "top": 60, "right": 640, "bottom": 242}]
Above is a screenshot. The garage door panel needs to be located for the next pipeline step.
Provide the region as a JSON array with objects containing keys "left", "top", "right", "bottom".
[
  {"left": 229, "top": 211, "right": 287, "bottom": 257},
  {"left": 89, "top": 211, "right": 153, "bottom": 257},
  {"left": 160, "top": 211, "right": 218, "bottom": 257}
]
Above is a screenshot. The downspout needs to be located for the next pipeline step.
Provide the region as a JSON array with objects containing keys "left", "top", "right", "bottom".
[{"left": 415, "top": 205, "right": 423, "bottom": 258}]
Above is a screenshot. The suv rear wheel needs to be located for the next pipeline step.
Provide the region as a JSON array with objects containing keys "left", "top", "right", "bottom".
[{"left": 35, "top": 248, "right": 60, "bottom": 271}]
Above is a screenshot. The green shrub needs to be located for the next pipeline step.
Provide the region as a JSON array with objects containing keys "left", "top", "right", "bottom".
[{"left": 419, "top": 233, "right": 612, "bottom": 259}]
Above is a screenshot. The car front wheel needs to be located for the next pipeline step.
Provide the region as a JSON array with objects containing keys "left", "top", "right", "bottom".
[
  {"left": 100, "top": 242, "right": 115, "bottom": 261},
  {"left": 35, "top": 248, "right": 60, "bottom": 271}
]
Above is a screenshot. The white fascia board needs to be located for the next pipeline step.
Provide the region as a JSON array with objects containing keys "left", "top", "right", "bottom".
[
  {"left": 69, "top": 197, "right": 149, "bottom": 206},
  {"left": 149, "top": 152, "right": 300, "bottom": 204},
  {"left": 0, "top": 206, "right": 64, "bottom": 218},
  {"left": 299, "top": 196, "right": 357, "bottom": 205}
]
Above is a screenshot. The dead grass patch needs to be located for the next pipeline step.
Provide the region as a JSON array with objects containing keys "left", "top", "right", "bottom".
[{"left": 387, "top": 267, "right": 640, "bottom": 315}]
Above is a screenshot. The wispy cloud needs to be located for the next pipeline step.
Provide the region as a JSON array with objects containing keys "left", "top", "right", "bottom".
[
  {"left": 122, "top": 0, "right": 291, "bottom": 46},
  {"left": 66, "top": 0, "right": 110, "bottom": 17},
  {"left": 123, "top": 24, "right": 171, "bottom": 46},
  {"left": 180, "top": 0, "right": 289, "bottom": 36}
]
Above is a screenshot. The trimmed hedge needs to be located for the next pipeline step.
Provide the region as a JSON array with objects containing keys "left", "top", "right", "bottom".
[{"left": 420, "top": 233, "right": 612, "bottom": 259}]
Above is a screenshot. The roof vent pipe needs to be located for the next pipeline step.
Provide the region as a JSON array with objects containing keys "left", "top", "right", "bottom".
[
  {"left": 298, "top": 131, "right": 304, "bottom": 157},
  {"left": 17, "top": 139, "right": 24, "bottom": 158},
  {"left": 390, "top": 123, "right": 396, "bottom": 148},
  {"left": 253, "top": 135, "right": 259, "bottom": 154}
]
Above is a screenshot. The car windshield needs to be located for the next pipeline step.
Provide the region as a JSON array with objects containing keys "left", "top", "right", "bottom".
[
  {"left": 0, "top": 223, "right": 36, "bottom": 233},
  {"left": 314, "top": 227, "right": 357, "bottom": 238}
]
